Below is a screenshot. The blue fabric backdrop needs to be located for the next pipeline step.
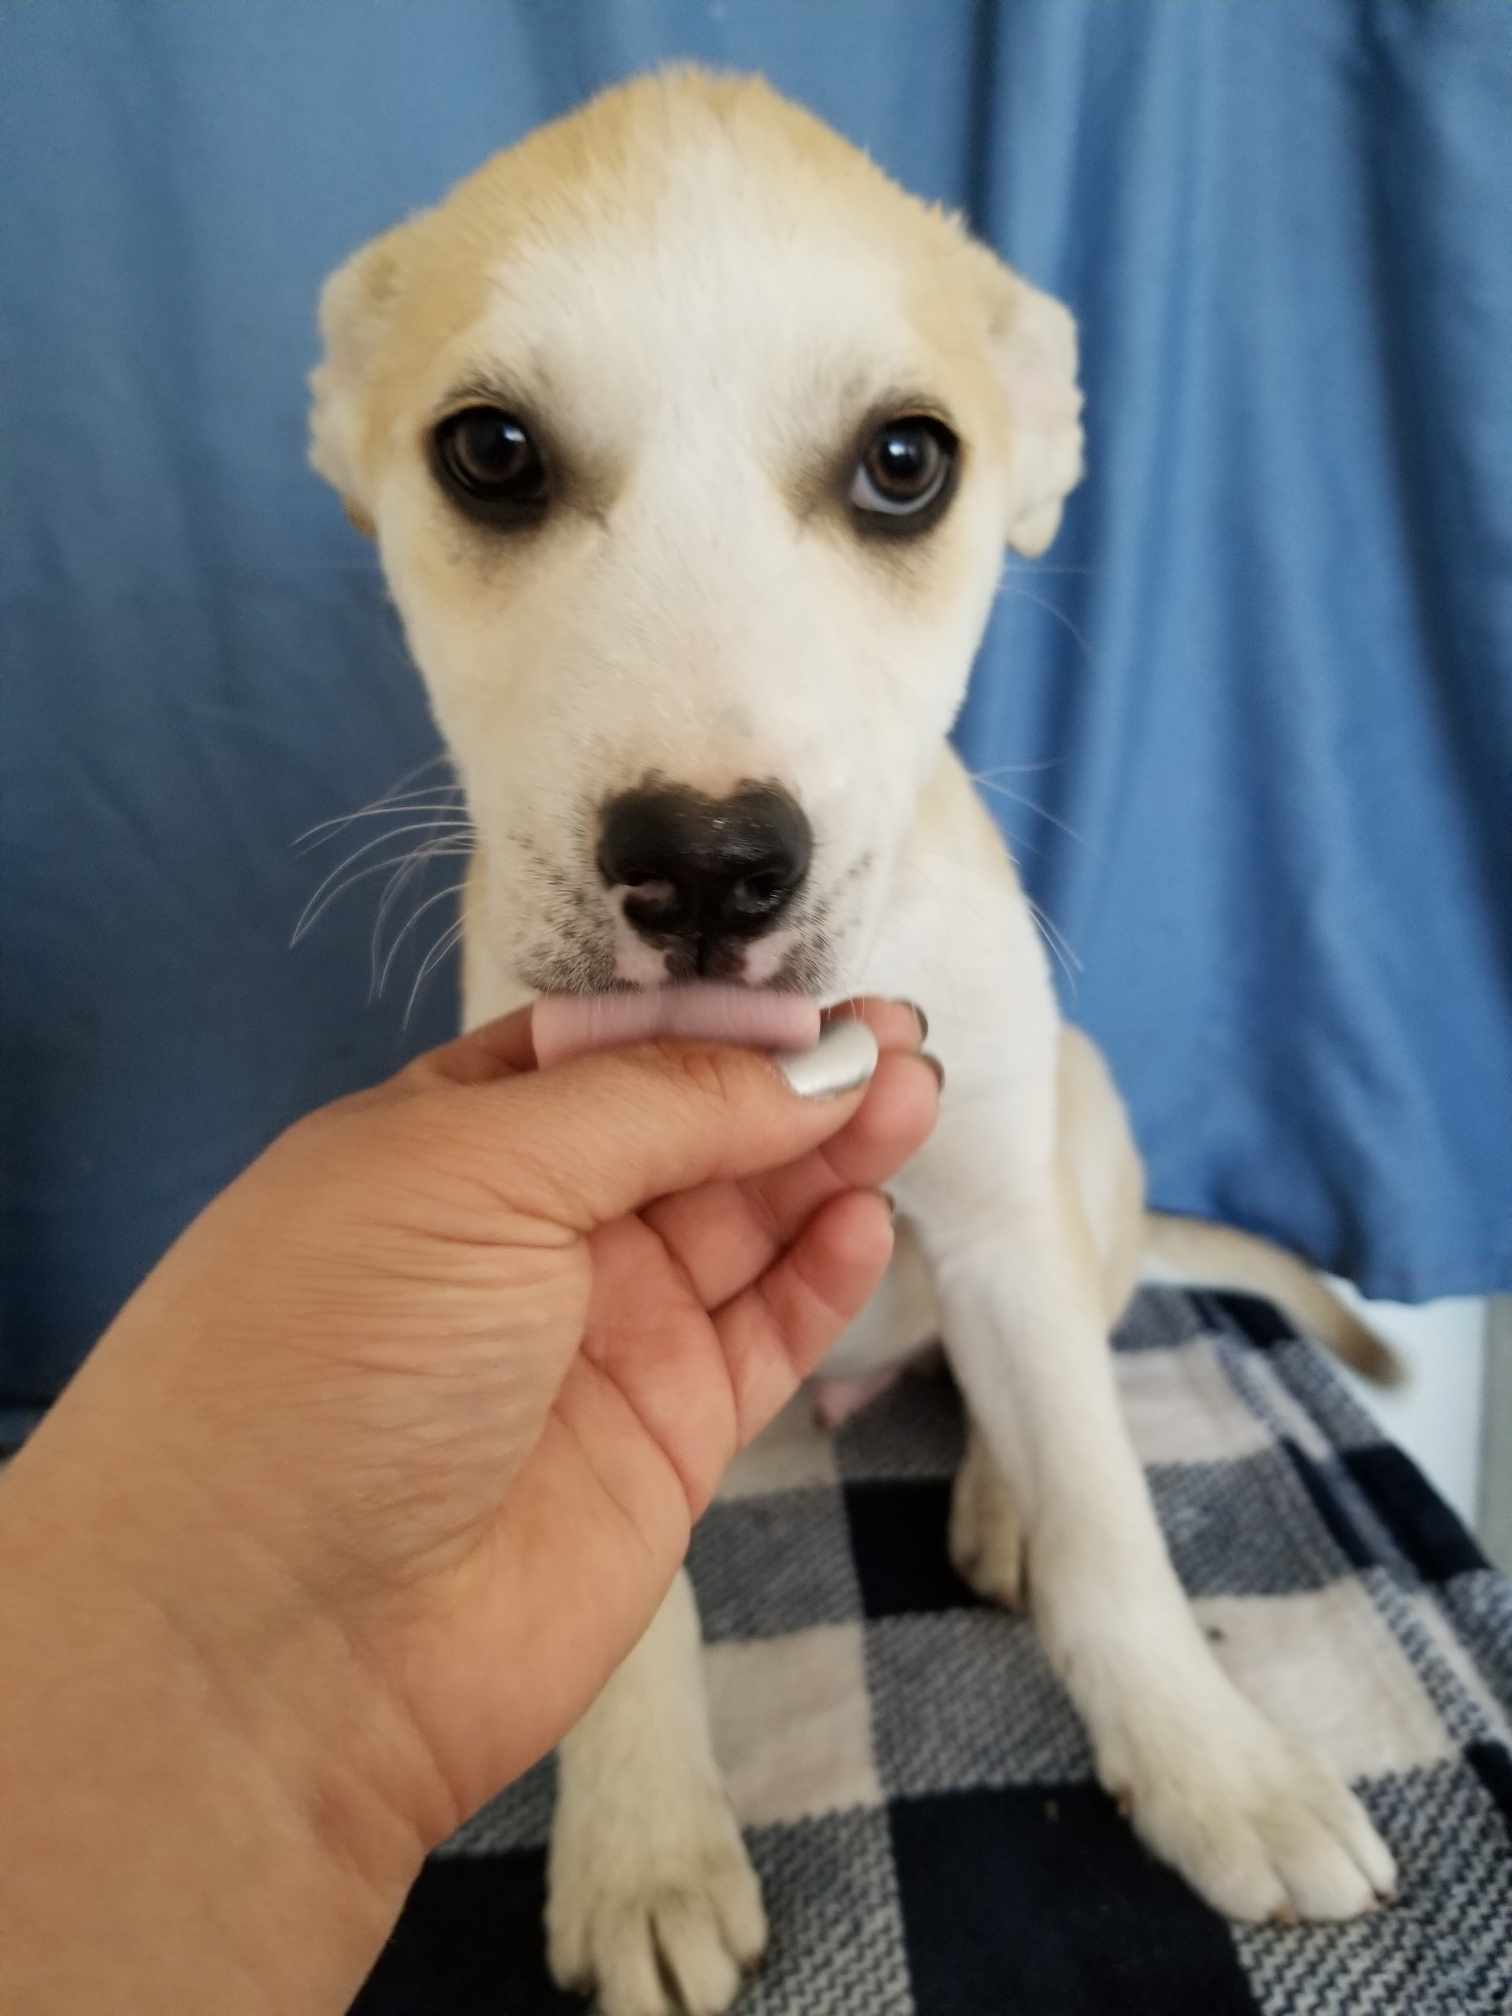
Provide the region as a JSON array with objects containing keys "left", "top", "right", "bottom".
[{"left": 4, "top": 1, "right": 1511, "bottom": 1439}]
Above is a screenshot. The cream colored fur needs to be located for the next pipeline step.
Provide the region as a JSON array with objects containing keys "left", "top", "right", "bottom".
[{"left": 310, "top": 69, "right": 1398, "bottom": 2016}]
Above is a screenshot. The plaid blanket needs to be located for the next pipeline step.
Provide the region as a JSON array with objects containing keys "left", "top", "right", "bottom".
[{"left": 352, "top": 1288, "right": 1512, "bottom": 2015}]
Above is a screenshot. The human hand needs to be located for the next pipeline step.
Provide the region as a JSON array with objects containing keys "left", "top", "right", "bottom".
[{"left": 4, "top": 1001, "right": 937, "bottom": 1873}]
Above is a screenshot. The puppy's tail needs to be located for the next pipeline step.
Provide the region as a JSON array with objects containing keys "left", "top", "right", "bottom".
[{"left": 1141, "top": 1212, "right": 1406, "bottom": 1388}]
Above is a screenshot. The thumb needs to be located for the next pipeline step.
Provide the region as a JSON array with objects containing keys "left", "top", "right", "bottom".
[{"left": 458, "top": 1020, "right": 880, "bottom": 1231}]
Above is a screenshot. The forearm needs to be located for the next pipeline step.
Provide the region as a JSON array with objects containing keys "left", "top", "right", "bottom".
[{"left": 0, "top": 1438, "right": 426, "bottom": 2015}]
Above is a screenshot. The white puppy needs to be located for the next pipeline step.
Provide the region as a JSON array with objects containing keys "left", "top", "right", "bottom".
[{"left": 310, "top": 69, "right": 1398, "bottom": 2016}]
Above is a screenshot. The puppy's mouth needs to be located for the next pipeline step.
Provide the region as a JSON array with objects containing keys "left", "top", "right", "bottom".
[
  {"left": 517, "top": 910, "right": 836, "bottom": 1002},
  {"left": 532, "top": 981, "right": 822, "bottom": 1066}
]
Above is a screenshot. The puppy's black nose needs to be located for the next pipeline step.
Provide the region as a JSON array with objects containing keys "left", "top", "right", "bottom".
[{"left": 598, "top": 783, "right": 812, "bottom": 950}]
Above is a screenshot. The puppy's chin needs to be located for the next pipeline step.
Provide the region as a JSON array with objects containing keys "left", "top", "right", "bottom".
[
  {"left": 520, "top": 938, "right": 833, "bottom": 999},
  {"left": 515, "top": 948, "right": 625, "bottom": 998},
  {"left": 613, "top": 920, "right": 818, "bottom": 993}
]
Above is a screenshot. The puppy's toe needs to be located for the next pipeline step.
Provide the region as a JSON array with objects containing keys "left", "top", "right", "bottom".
[
  {"left": 548, "top": 1783, "right": 766, "bottom": 2016},
  {"left": 949, "top": 1435, "right": 1026, "bottom": 1610},
  {"left": 1104, "top": 1688, "right": 1396, "bottom": 1925}
]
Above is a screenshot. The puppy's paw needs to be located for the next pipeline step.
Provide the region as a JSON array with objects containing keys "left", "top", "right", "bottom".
[
  {"left": 1101, "top": 1685, "right": 1397, "bottom": 1923},
  {"left": 949, "top": 1431, "right": 1026, "bottom": 1610},
  {"left": 547, "top": 1780, "right": 766, "bottom": 2016}
]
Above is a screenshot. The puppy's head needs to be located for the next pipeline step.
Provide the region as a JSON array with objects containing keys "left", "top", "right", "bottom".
[{"left": 310, "top": 68, "right": 1081, "bottom": 996}]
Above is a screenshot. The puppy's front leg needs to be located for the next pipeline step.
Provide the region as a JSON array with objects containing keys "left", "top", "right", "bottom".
[
  {"left": 925, "top": 1177, "right": 1397, "bottom": 1923},
  {"left": 548, "top": 1569, "right": 765, "bottom": 2016}
]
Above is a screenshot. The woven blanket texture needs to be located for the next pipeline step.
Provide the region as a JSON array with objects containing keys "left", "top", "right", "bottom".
[{"left": 353, "top": 1288, "right": 1512, "bottom": 2015}]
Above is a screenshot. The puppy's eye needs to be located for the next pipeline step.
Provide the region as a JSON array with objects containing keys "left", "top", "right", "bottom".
[
  {"left": 433, "top": 407, "right": 547, "bottom": 511},
  {"left": 850, "top": 418, "right": 956, "bottom": 521}
]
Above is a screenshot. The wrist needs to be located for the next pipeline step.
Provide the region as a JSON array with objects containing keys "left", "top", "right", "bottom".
[{"left": 0, "top": 1412, "right": 440, "bottom": 2011}]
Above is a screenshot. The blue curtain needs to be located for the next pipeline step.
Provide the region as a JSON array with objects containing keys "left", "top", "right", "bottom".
[{"left": 5, "top": 1, "right": 1511, "bottom": 1440}]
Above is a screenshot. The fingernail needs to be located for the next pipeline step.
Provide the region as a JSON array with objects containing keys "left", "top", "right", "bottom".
[
  {"left": 922, "top": 1052, "right": 945, "bottom": 1092},
  {"left": 775, "top": 1018, "right": 879, "bottom": 1099},
  {"left": 891, "top": 999, "right": 929, "bottom": 1043}
]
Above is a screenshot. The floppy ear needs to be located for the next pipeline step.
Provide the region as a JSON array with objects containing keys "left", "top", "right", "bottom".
[
  {"left": 987, "top": 268, "right": 1084, "bottom": 558},
  {"left": 308, "top": 216, "right": 424, "bottom": 536}
]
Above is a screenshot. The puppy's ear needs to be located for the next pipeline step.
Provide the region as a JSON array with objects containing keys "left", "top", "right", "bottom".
[
  {"left": 308, "top": 216, "right": 425, "bottom": 536},
  {"left": 984, "top": 265, "right": 1084, "bottom": 558}
]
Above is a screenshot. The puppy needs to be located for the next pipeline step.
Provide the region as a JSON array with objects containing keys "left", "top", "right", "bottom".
[{"left": 310, "top": 69, "right": 1397, "bottom": 2015}]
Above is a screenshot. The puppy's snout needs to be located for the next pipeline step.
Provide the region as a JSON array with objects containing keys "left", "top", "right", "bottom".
[{"left": 598, "top": 783, "right": 812, "bottom": 950}]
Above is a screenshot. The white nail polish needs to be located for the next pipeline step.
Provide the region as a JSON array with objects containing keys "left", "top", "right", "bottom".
[{"left": 774, "top": 1018, "right": 879, "bottom": 1098}]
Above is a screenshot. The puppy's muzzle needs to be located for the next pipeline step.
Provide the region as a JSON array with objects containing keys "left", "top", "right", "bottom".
[{"left": 598, "top": 782, "right": 812, "bottom": 969}]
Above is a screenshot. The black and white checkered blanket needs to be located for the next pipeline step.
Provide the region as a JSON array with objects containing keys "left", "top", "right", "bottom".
[{"left": 352, "top": 1288, "right": 1512, "bottom": 2015}]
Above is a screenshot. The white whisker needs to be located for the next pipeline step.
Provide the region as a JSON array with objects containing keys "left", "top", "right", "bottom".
[
  {"left": 290, "top": 844, "right": 472, "bottom": 948},
  {"left": 404, "top": 917, "right": 467, "bottom": 1027},
  {"left": 295, "top": 820, "right": 475, "bottom": 933},
  {"left": 378, "top": 881, "right": 468, "bottom": 1000},
  {"left": 291, "top": 750, "right": 475, "bottom": 1019},
  {"left": 999, "top": 560, "right": 1097, "bottom": 577},
  {"left": 971, "top": 775, "right": 1086, "bottom": 849},
  {"left": 995, "top": 575, "right": 1093, "bottom": 656},
  {"left": 1026, "top": 895, "right": 1082, "bottom": 993},
  {"left": 1040, "top": 908, "right": 1082, "bottom": 975},
  {"left": 380, "top": 751, "right": 456, "bottom": 797},
  {"left": 291, "top": 748, "right": 461, "bottom": 849},
  {"left": 370, "top": 836, "right": 471, "bottom": 997},
  {"left": 369, "top": 782, "right": 465, "bottom": 808},
  {"left": 295, "top": 800, "right": 470, "bottom": 850}
]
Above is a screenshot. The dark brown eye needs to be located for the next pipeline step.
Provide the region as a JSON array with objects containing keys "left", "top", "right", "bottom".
[
  {"left": 851, "top": 417, "right": 956, "bottom": 519},
  {"left": 433, "top": 407, "right": 547, "bottom": 510}
]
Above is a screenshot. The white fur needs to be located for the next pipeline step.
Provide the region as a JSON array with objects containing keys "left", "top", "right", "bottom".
[
  {"left": 310, "top": 71, "right": 1395, "bottom": 2013},
  {"left": 376, "top": 214, "right": 1003, "bottom": 1001}
]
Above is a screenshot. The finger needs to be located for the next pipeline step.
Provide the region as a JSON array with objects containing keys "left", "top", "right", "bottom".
[
  {"left": 396, "top": 992, "right": 918, "bottom": 1092},
  {"left": 642, "top": 1042, "right": 938, "bottom": 1307},
  {"left": 448, "top": 1022, "right": 886, "bottom": 1232},
  {"left": 824, "top": 998, "right": 928, "bottom": 1051},
  {"left": 402, "top": 1005, "right": 540, "bottom": 1088},
  {"left": 714, "top": 1189, "right": 897, "bottom": 1444}
]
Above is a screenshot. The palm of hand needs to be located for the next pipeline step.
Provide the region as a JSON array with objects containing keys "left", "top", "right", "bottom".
[
  {"left": 86, "top": 1002, "right": 931, "bottom": 1841},
  {"left": 370, "top": 1148, "right": 894, "bottom": 1823}
]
